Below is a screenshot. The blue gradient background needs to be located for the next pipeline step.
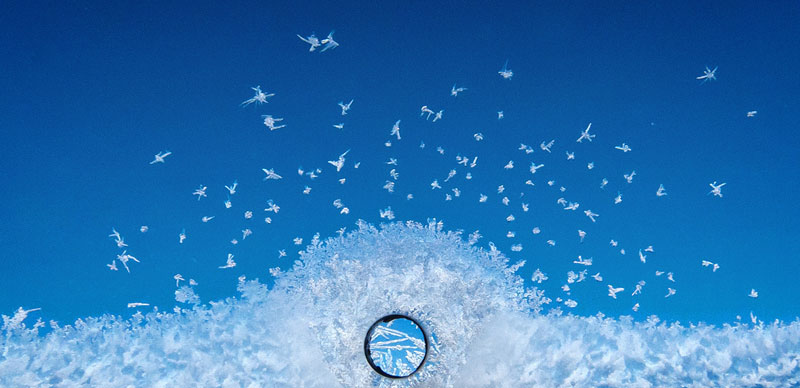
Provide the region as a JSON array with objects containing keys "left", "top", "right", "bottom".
[{"left": 1, "top": 1, "right": 798, "bottom": 327}]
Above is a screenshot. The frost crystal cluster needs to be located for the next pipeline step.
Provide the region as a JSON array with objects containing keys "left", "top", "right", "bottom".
[
  {"left": 277, "top": 220, "right": 544, "bottom": 386},
  {"left": 1, "top": 221, "right": 799, "bottom": 387}
]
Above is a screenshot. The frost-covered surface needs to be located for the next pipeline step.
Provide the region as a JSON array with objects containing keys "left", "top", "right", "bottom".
[
  {"left": 0, "top": 282, "right": 336, "bottom": 387},
  {"left": 2, "top": 221, "right": 800, "bottom": 387},
  {"left": 456, "top": 312, "right": 800, "bottom": 387}
]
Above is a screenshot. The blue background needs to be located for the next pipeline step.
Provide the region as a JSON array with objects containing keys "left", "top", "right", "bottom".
[{"left": 1, "top": 0, "right": 799, "bottom": 327}]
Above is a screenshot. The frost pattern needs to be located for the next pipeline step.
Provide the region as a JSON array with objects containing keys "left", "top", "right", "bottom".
[
  {"left": 368, "top": 319, "right": 426, "bottom": 377},
  {"left": 1, "top": 221, "right": 799, "bottom": 387}
]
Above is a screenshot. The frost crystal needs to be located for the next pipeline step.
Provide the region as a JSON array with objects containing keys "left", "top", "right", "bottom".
[{"left": 174, "top": 286, "right": 200, "bottom": 305}]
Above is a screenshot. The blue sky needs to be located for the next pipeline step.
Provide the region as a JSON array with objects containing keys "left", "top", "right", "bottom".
[{"left": 1, "top": 1, "right": 799, "bottom": 327}]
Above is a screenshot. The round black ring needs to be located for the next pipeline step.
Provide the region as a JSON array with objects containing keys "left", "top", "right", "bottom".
[{"left": 364, "top": 314, "right": 429, "bottom": 379}]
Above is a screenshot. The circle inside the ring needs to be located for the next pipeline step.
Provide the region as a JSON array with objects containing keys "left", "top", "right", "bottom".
[{"left": 364, "top": 314, "right": 429, "bottom": 378}]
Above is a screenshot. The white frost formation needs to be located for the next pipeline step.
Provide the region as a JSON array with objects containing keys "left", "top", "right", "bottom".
[{"left": 1, "top": 222, "right": 799, "bottom": 387}]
